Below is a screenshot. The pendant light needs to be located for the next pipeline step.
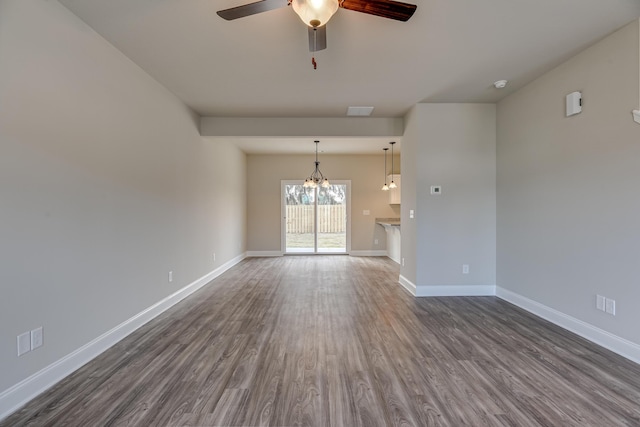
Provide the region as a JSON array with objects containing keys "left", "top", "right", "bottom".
[
  {"left": 389, "top": 141, "right": 397, "bottom": 189},
  {"left": 304, "top": 140, "right": 330, "bottom": 188},
  {"left": 381, "top": 148, "right": 389, "bottom": 191}
]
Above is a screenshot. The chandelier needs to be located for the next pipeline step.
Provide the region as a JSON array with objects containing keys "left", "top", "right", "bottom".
[{"left": 304, "top": 140, "right": 330, "bottom": 188}]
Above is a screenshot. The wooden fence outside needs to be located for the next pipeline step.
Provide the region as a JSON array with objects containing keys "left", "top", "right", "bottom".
[{"left": 286, "top": 205, "right": 346, "bottom": 233}]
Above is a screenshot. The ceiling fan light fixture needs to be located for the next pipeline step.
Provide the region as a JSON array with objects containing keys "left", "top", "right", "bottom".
[{"left": 291, "top": 0, "right": 339, "bottom": 27}]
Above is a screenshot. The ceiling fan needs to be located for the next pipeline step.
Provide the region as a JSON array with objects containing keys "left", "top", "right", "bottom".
[{"left": 217, "top": 0, "right": 417, "bottom": 67}]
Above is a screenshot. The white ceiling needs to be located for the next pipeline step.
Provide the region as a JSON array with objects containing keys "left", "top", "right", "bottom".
[{"left": 58, "top": 0, "right": 640, "bottom": 153}]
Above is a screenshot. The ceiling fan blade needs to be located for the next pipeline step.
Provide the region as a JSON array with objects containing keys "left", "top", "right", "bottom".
[
  {"left": 308, "top": 25, "right": 327, "bottom": 52},
  {"left": 340, "top": 0, "right": 416, "bottom": 22},
  {"left": 217, "top": 0, "right": 288, "bottom": 21}
]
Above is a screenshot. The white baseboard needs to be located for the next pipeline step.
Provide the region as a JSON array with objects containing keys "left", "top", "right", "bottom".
[
  {"left": 0, "top": 253, "right": 246, "bottom": 422},
  {"left": 415, "top": 284, "right": 496, "bottom": 297},
  {"left": 246, "top": 250, "right": 389, "bottom": 257},
  {"left": 398, "top": 277, "right": 495, "bottom": 297},
  {"left": 246, "top": 251, "right": 283, "bottom": 257},
  {"left": 349, "top": 250, "right": 388, "bottom": 257},
  {"left": 399, "top": 275, "right": 417, "bottom": 295},
  {"left": 496, "top": 287, "right": 640, "bottom": 365},
  {"left": 247, "top": 250, "right": 389, "bottom": 257}
]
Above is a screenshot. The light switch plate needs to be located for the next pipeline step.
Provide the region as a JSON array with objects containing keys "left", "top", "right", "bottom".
[
  {"left": 362, "top": 210, "right": 370, "bottom": 216},
  {"left": 605, "top": 298, "right": 616, "bottom": 315},
  {"left": 31, "top": 327, "right": 43, "bottom": 350},
  {"left": 17, "top": 332, "right": 31, "bottom": 356},
  {"left": 596, "top": 295, "right": 605, "bottom": 311}
]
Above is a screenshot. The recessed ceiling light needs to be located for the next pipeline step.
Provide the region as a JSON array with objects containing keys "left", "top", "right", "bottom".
[
  {"left": 494, "top": 80, "right": 508, "bottom": 89},
  {"left": 347, "top": 106, "right": 374, "bottom": 116}
]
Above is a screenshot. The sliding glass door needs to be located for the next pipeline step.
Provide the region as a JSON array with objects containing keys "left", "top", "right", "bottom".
[
  {"left": 283, "top": 183, "right": 316, "bottom": 253},
  {"left": 282, "top": 181, "right": 350, "bottom": 254}
]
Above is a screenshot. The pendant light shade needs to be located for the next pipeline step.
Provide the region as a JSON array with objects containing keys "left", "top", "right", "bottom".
[
  {"left": 389, "top": 141, "right": 397, "bottom": 189},
  {"left": 381, "top": 148, "right": 389, "bottom": 191},
  {"left": 304, "top": 140, "right": 330, "bottom": 188},
  {"left": 291, "top": 0, "right": 339, "bottom": 28}
]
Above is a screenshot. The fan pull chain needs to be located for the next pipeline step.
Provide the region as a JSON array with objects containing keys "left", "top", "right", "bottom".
[{"left": 312, "top": 27, "right": 318, "bottom": 70}]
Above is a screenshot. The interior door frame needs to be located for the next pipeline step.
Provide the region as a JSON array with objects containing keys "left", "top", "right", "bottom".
[{"left": 281, "top": 180, "right": 351, "bottom": 255}]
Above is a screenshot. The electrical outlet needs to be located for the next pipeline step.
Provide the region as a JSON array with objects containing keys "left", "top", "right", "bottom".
[
  {"left": 402, "top": 257, "right": 405, "bottom": 267},
  {"left": 17, "top": 332, "right": 30, "bottom": 356},
  {"left": 462, "top": 264, "right": 469, "bottom": 274},
  {"left": 596, "top": 295, "right": 605, "bottom": 311},
  {"left": 409, "top": 210, "right": 414, "bottom": 219},
  {"left": 213, "top": 253, "right": 216, "bottom": 262},
  {"left": 363, "top": 210, "right": 370, "bottom": 216},
  {"left": 31, "top": 327, "right": 43, "bottom": 350},
  {"left": 605, "top": 298, "right": 616, "bottom": 315},
  {"left": 168, "top": 271, "right": 173, "bottom": 283},
  {"left": 374, "top": 239, "right": 379, "bottom": 245}
]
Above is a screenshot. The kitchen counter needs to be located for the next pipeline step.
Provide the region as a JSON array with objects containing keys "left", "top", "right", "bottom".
[
  {"left": 376, "top": 217, "right": 401, "bottom": 227},
  {"left": 376, "top": 218, "right": 401, "bottom": 264}
]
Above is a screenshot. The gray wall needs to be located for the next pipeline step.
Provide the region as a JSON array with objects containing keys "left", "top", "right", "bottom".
[
  {"left": 402, "top": 104, "right": 497, "bottom": 292},
  {"left": 400, "top": 107, "right": 419, "bottom": 283},
  {"left": 246, "top": 154, "right": 400, "bottom": 253},
  {"left": 0, "top": 0, "right": 246, "bottom": 393},
  {"left": 497, "top": 20, "right": 640, "bottom": 344}
]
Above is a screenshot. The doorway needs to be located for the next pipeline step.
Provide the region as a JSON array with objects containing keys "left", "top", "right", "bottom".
[{"left": 282, "top": 180, "right": 351, "bottom": 254}]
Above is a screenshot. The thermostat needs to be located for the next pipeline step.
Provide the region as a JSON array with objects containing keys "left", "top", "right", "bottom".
[{"left": 566, "top": 91, "right": 582, "bottom": 117}]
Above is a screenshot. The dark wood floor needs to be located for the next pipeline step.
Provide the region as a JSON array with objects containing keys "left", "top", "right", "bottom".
[{"left": 4, "top": 256, "right": 640, "bottom": 426}]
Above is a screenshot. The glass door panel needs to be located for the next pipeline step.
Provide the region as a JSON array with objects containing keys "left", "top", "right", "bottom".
[
  {"left": 317, "top": 184, "right": 347, "bottom": 253},
  {"left": 284, "top": 184, "right": 315, "bottom": 253}
]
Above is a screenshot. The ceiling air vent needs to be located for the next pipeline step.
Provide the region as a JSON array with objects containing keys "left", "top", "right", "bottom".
[{"left": 347, "top": 106, "right": 374, "bottom": 117}]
